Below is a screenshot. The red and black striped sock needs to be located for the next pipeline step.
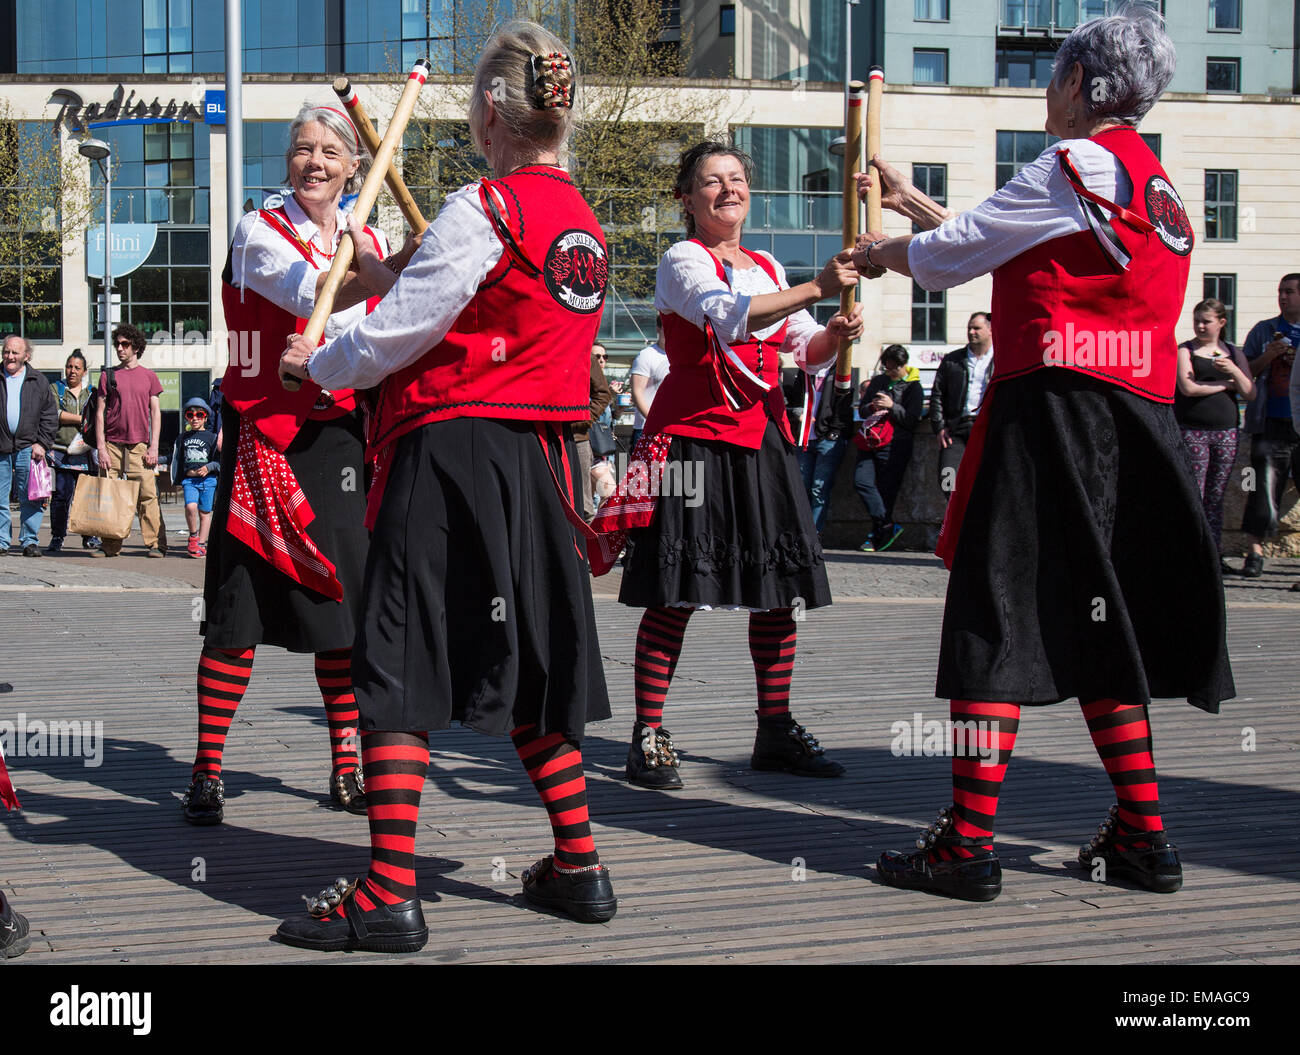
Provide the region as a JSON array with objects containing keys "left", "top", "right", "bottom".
[
  {"left": 1081, "top": 698, "right": 1163, "bottom": 844},
  {"left": 633, "top": 605, "right": 692, "bottom": 728},
  {"left": 748, "top": 609, "right": 797, "bottom": 720},
  {"left": 512, "top": 724, "right": 600, "bottom": 871},
  {"left": 313, "top": 649, "right": 361, "bottom": 776},
  {"left": 936, "top": 700, "right": 1021, "bottom": 862},
  {"left": 192, "top": 646, "right": 255, "bottom": 780},
  {"left": 324, "top": 730, "right": 429, "bottom": 917}
]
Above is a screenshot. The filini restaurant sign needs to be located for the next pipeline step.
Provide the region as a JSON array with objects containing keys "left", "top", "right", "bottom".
[{"left": 50, "top": 85, "right": 204, "bottom": 130}]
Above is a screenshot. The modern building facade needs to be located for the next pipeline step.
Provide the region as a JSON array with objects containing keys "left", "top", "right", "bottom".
[{"left": 0, "top": 0, "right": 1295, "bottom": 453}]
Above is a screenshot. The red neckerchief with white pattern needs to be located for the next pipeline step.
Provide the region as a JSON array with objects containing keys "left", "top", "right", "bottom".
[
  {"left": 587, "top": 431, "right": 673, "bottom": 575},
  {"left": 0, "top": 739, "right": 18, "bottom": 810},
  {"left": 227, "top": 424, "right": 343, "bottom": 601}
]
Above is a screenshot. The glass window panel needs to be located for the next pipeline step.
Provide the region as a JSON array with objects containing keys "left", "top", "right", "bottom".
[
  {"left": 143, "top": 0, "right": 166, "bottom": 51},
  {"left": 194, "top": 3, "right": 224, "bottom": 52},
  {"left": 171, "top": 126, "right": 195, "bottom": 161},
  {"left": 144, "top": 125, "right": 169, "bottom": 161},
  {"left": 915, "top": 0, "right": 949, "bottom": 18},
  {"left": 298, "top": 0, "right": 325, "bottom": 46},
  {"left": 170, "top": 268, "right": 207, "bottom": 301},
  {"left": 168, "top": 53, "right": 192, "bottom": 73},
  {"left": 1221, "top": 172, "right": 1236, "bottom": 198},
  {"left": 261, "top": 3, "right": 295, "bottom": 45},
  {"left": 298, "top": 46, "right": 325, "bottom": 71},
  {"left": 1016, "top": 131, "right": 1045, "bottom": 164},
  {"left": 914, "top": 50, "right": 948, "bottom": 85},
  {"left": 1210, "top": 0, "right": 1241, "bottom": 31},
  {"left": 170, "top": 230, "right": 209, "bottom": 265},
  {"left": 720, "top": 5, "right": 735, "bottom": 34},
  {"left": 129, "top": 268, "right": 168, "bottom": 301},
  {"left": 168, "top": 0, "right": 192, "bottom": 52},
  {"left": 260, "top": 46, "right": 299, "bottom": 69},
  {"left": 772, "top": 235, "right": 816, "bottom": 269},
  {"left": 402, "top": 0, "right": 424, "bottom": 37},
  {"left": 369, "top": 0, "right": 401, "bottom": 41},
  {"left": 1207, "top": 59, "right": 1239, "bottom": 92},
  {"left": 142, "top": 54, "right": 167, "bottom": 74},
  {"left": 996, "top": 131, "right": 1013, "bottom": 164}
]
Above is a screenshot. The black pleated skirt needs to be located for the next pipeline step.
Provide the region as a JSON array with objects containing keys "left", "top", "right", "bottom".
[
  {"left": 619, "top": 418, "right": 832, "bottom": 611},
  {"left": 937, "top": 369, "right": 1234, "bottom": 713},
  {"left": 352, "top": 417, "right": 610, "bottom": 740},
  {"left": 202, "top": 403, "right": 369, "bottom": 652}
]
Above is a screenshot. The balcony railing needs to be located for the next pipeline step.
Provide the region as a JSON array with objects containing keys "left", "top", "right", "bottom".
[
  {"left": 104, "top": 186, "right": 210, "bottom": 226},
  {"left": 998, "top": 0, "right": 1108, "bottom": 35}
]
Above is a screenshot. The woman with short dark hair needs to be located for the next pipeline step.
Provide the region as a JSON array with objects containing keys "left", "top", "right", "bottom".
[
  {"left": 596, "top": 138, "right": 863, "bottom": 791},
  {"left": 853, "top": 343, "right": 924, "bottom": 552}
]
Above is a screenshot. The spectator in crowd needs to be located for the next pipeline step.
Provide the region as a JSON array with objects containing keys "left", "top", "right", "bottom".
[
  {"left": 574, "top": 344, "right": 614, "bottom": 520},
  {"left": 171, "top": 397, "right": 220, "bottom": 558},
  {"left": 1174, "top": 299, "right": 1253, "bottom": 573},
  {"left": 930, "top": 312, "right": 993, "bottom": 500},
  {"left": 629, "top": 319, "right": 669, "bottom": 451},
  {"left": 93, "top": 324, "right": 165, "bottom": 558},
  {"left": 46, "top": 349, "right": 99, "bottom": 553},
  {"left": 0, "top": 335, "right": 58, "bottom": 557},
  {"left": 854, "top": 344, "right": 924, "bottom": 551},
  {"left": 1239, "top": 273, "right": 1300, "bottom": 577},
  {"left": 798, "top": 362, "right": 855, "bottom": 536}
]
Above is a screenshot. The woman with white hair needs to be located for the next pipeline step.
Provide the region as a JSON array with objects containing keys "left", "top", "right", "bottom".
[
  {"left": 181, "top": 102, "right": 407, "bottom": 827},
  {"left": 276, "top": 21, "right": 615, "bottom": 952},
  {"left": 852, "top": 3, "right": 1231, "bottom": 901}
]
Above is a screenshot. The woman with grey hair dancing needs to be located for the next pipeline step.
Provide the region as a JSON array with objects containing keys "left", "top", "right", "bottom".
[
  {"left": 852, "top": 2, "right": 1231, "bottom": 901},
  {"left": 181, "top": 101, "right": 412, "bottom": 827}
]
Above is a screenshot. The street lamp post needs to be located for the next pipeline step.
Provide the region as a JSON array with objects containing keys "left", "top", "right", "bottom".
[{"left": 78, "top": 138, "right": 113, "bottom": 373}]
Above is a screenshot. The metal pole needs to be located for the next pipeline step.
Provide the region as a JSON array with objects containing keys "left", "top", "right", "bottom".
[
  {"left": 225, "top": 0, "right": 244, "bottom": 244},
  {"left": 103, "top": 153, "right": 113, "bottom": 373}
]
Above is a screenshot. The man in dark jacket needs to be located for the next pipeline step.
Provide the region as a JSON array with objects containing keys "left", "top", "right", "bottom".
[
  {"left": 574, "top": 345, "right": 614, "bottom": 521},
  {"left": 0, "top": 335, "right": 59, "bottom": 556},
  {"left": 929, "top": 312, "right": 993, "bottom": 500}
]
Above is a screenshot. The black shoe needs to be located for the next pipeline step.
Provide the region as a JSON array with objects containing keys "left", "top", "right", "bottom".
[
  {"left": 521, "top": 855, "right": 617, "bottom": 923},
  {"left": 876, "top": 805, "right": 1002, "bottom": 902},
  {"left": 1078, "top": 804, "right": 1182, "bottom": 893},
  {"left": 0, "top": 892, "right": 32, "bottom": 959},
  {"left": 181, "top": 774, "right": 225, "bottom": 825},
  {"left": 1241, "top": 552, "right": 1264, "bottom": 578},
  {"left": 22, "top": 544, "right": 39, "bottom": 557},
  {"left": 874, "top": 523, "right": 904, "bottom": 552},
  {"left": 751, "top": 714, "right": 845, "bottom": 777},
  {"left": 45, "top": 538, "right": 64, "bottom": 554},
  {"left": 1219, "top": 557, "right": 1235, "bottom": 576},
  {"left": 277, "top": 878, "right": 428, "bottom": 953},
  {"left": 330, "top": 766, "right": 367, "bottom": 814},
  {"left": 625, "top": 722, "right": 683, "bottom": 790}
]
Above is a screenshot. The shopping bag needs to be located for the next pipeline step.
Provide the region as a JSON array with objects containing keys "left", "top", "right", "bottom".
[
  {"left": 26, "top": 456, "right": 52, "bottom": 500},
  {"left": 68, "top": 474, "right": 140, "bottom": 540}
]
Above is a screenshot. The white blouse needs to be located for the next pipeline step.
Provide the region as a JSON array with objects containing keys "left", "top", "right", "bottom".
[
  {"left": 908, "top": 137, "right": 1134, "bottom": 292},
  {"left": 654, "top": 240, "right": 833, "bottom": 373},
  {"left": 307, "top": 183, "right": 506, "bottom": 392},
  {"left": 229, "top": 194, "right": 390, "bottom": 339}
]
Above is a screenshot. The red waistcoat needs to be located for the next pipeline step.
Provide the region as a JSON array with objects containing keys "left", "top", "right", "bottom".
[
  {"left": 220, "top": 207, "right": 382, "bottom": 451},
  {"left": 645, "top": 241, "right": 794, "bottom": 449},
  {"left": 367, "top": 168, "right": 608, "bottom": 460},
  {"left": 990, "top": 126, "right": 1192, "bottom": 402}
]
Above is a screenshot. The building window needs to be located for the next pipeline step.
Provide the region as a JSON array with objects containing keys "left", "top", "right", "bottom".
[
  {"left": 996, "top": 130, "right": 1059, "bottom": 189},
  {"left": 91, "top": 229, "right": 210, "bottom": 343},
  {"left": 1000, "top": 1, "right": 1107, "bottom": 31},
  {"left": 915, "top": 0, "right": 949, "bottom": 20},
  {"left": 995, "top": 47, "right": 1057, "bottom": 88},
  {"left": 0, "top": 121, "right": 62, "bottom": 341},
  {"left": 912, "top": 164, "right": 947, "bottom": 234},
  {"left": 913, "top": 282, "right": 946, "bottom": 344},
  {"left": 1203, "top": 274, "right": 1237, "bottom": 343},
  {"left": 720, "top": 5, "right": 735, "bottom": 35},
  {"left": 1204, "top": 170, "right": 1238, "bottom": 241},
  {"left": 1140, "top": 133, "right": 1162, "bottom": 160},
  {"left": 914, "top": 49, "right": 948, "bottom": 85},
  {"left": 1209, "top": 0, "right": 1242, "bottom": 31},
  {"left": 1207, "top": 58, "right": 1240, "bottom": 92}
]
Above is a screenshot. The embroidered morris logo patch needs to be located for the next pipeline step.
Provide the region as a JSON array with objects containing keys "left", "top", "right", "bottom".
[
  {"left": 543, "top": 230, "right": 608, "bottom": 314},
  {"left": 1144, "top": 176, "right": 1193, "bottom": 256}
]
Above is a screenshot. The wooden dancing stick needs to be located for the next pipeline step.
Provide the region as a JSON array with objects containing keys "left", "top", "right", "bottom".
[
  {"left": 283, "top": 58, "right": 430, "bottom": 391},
  {"left": 333, "top": 75, "right": 429, "bottom": 235},
  {"left": 834, "top": 79, "right": 867, "bottom": 392}
]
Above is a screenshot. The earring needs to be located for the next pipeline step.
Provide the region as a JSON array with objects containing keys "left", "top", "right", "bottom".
[
  {"left": 485, "top": 137, "right": 491, "bottom": 146},
  {"left": 1067, "top": 109, "right": 1076, "bottom": 129}
]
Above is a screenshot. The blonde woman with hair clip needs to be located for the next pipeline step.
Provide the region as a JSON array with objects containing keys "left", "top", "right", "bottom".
[{"left": 278, "top": 21, "right": 616, "bottom": 953}]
